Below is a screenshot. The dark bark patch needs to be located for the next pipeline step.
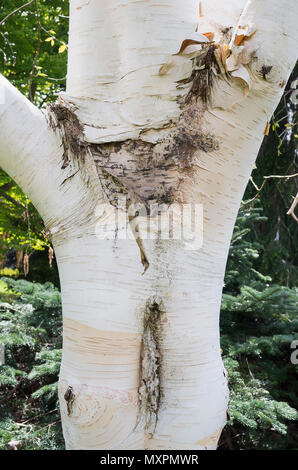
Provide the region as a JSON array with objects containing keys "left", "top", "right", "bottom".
[
  {"left": 139, "top": 298, "right": 165, "bottom": 435},
  {"left": 178, "top": 44, "right": 221, "bottom": 104},
  {"left": 46, "top": 44, "right": 220, "bottom": 208},
  {"left": 260, "top": 65, "right": 273, "bottom": 80},
  {"left": 221, "top": 26, "right": 233, "bottom": 42},
  {"left": 47, "top": 102, "right": 88, "bottom": 169}
]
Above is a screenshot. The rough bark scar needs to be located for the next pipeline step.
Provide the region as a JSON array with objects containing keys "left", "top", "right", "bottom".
[
  {"left": 64, "top": 386, "right": 76, "bottom": 416},
  {"left": 45, "top": 43, "right": 222, "bottom": 272},
  {"left": 90, "top": 44, "right": 222, "bottom": 209},
  {"left": 47, "top": 44, "right": 221, "bottom": 208},
  {"left": 47, "top": 101, "right": 88, "bottom": 169},
  {"left": 138, "top": 298, "right": 164, "bottom": 436},
  {"left": 260, "top": 65, "right": 273, "bottom": 80}
]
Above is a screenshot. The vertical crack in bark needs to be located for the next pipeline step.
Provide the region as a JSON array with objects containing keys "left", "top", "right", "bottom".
[{"left": 139, "top": 298, "right": 164, "bottom": 436}]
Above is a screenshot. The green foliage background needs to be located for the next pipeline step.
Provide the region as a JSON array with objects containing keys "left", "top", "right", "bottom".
[
  {"left": 0, "top": 0, "right": 68, "bottom": 103},
  {"left": 0, "top": 0, "right": 297, "bottom": 451}
]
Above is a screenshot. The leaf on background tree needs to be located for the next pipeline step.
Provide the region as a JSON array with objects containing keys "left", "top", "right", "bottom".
[{"left": 58, "top": 44, "right": 67, "bottom": 54}]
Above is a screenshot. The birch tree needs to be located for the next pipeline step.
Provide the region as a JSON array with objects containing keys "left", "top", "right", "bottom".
[{"left": 0, "top": 0, "right": 297, "bottom": 450}]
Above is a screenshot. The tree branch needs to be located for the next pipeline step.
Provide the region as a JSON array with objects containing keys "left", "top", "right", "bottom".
[
  {"left": 0, "top": 74, "right": 63, "bottom": 219},
  {"left": 242, "top": 173, "right": 298, "bottom": 206},
  {"left": 287, "top": 193, "right": 298, "bottom": 223}
]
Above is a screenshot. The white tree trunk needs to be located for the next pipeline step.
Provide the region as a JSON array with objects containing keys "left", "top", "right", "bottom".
[{"left": 0, "top": 0, "right": 297, "bottom": 450}]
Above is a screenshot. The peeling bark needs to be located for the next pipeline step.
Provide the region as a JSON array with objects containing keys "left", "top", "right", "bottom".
[
  {"left": 46, "top": 42, "right": 222, "bottom": 209},
  {"left": 139, "top": 298, "right": 164, "bottom": 435}
]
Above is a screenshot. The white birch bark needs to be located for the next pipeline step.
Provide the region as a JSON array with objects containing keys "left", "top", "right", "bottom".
[{"left": 0, "top": 0, "right": 297, "bottom": 450}]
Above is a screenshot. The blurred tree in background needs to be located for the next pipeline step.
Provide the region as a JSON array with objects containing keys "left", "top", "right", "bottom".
[
  {"left": 242, "top": 64, "right": 298, "bottom": 288},
  {"left": 219, "top": 202, "right": 298, "bottom": 449}
]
